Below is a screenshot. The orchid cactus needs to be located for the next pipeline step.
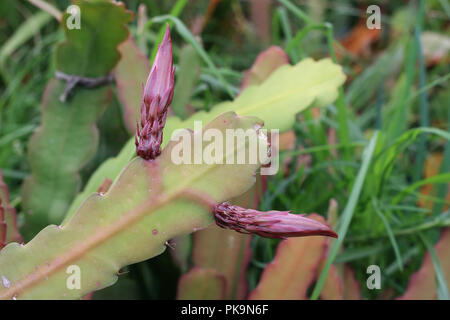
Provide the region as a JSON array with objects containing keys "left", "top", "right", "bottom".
[
  {"left": 0, "top": 23, "right": 339, "bottom": 300},
  {"left": 1, "top": 0, "right": 448, "bottom": 303},
  {"left": 134, "top": 25, "right": 337, "bottom": 241}
]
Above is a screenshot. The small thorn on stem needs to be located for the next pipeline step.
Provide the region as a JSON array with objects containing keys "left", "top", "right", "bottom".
[{"left": 165, "top": 241, "right": 175, "bottom": 250}]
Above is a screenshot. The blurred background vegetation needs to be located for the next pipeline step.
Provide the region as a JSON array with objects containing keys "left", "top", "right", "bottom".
[{"left": 0, "top": 0, "right": 449, "bottom": 299}]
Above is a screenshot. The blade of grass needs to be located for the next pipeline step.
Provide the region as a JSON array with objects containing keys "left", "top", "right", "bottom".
[
  {"left": 385, "top": 0, "right": 421, "bottom": 141},
  {"left": 0, "top": 11, "right": 52, "bottom": 82},
  {"left": 373, "top": 127, "right": 450, "bottom": 194},
  {"left": 151, "top": 15, "right": 235, "bottom": 98},
  {"left": 372, "top": 196, "right": 403, "bottom": 270},
  {"left": 334, "top": 244, "right": 384, "bottom": 264},
  {"left": 149, "top": 0, "right": 188, "bottom": 62},
  {"left": 419, "top": 232, "right": 450, "bottom": 300},
  {"left": 271, "top": 7, "right": 281, "bottom": 45},
  {"left": 310, "top": 131, "right": 379, "bottom": 300},
  {"left": 0, "top": 124, "right": 36, "bottom": 147},
  {"left": 280, "top": 141, "right": 366, "bottom": 158},
  {"left": 385, "top": 41, "right": 417, "bottom": 140},
  {"left": 385, "top": 247, "right": 420, "bottom": 275},
  {"left": 279, "top": 0, "right": 351, "bottom": 167},
  {"left": 439, "top": 0, "right": 450, "bottom": 18},
  {"left": 285, "top": 24, "right": 322, "bottom": 58},
  {"left": 413, "top": 0, "right": 429, "bottom": 181},
  {"left": 28, "top": 0, "right": 62, "bottom": 20},
  {"left": 392, "top": 172, "right": 450, "bottom": 205},
  {"left": 347, "top": 210, "right": 450, "bottom": 242},
  {"left": 432, "top": 110, "right": 450, "bottom": 216},
  {"left": 278, "top": 0, "right": 314, "bottom": 25},
  {"left": 276, "top": 7, "right": 299, "bottom": 62},
  {"left": 394, "top": 211, "right": 450, "bottom": 236},
  {"left": 375, "top": 85, "right": 383, "bottom": 129},
  {"left": 0, "top": 169, "right": 28, "bottom": 180},
  {"left": 409, "top": 72, "right": 450, "bottom": 103}
]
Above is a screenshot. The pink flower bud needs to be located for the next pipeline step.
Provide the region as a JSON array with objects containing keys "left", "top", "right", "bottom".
[
  {"left": 136, "top": 24, "right": 175, "bottom": 160},
  {"left": 214, "top": 203, "right": 338, "bottom": 239}
]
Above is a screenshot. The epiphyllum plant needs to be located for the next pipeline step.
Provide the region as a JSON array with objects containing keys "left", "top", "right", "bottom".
[
  {"left": 0, "top": 25, "right": 336, "bottom": 300},
  {"left": 136, "top": 26, "right": 337, "bottom": 240}
]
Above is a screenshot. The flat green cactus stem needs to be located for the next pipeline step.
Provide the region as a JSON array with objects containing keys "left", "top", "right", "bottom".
[
  {"left": 20, "top": 0, "right": 133, "bottom": 239},
  {"left": 0, "top": 112, "right": 267, "bottom": 299},
  {"left": 63, "top": 57, "right": 346, "bottom": 224}
]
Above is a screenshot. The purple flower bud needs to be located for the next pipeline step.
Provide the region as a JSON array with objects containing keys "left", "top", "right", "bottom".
[
  {"left": 136, "top": 24, "right": 175, "bottom": 160},
  {"left": 214, "top": 203, "right": 338, "bottom": 239}
]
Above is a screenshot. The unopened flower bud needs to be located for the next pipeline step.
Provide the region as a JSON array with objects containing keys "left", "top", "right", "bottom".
[
  {"left": 214, "top": 203, "right": 338, "bottom": 239},
  {"left": 136, "top": 24, "right": 175, "bottom": 160}
]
